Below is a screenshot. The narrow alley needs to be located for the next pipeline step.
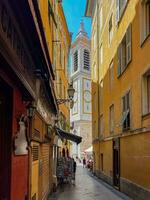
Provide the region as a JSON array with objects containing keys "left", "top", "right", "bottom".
[{"left": 49, "top": 166, "right": 131, "bottom": 200}]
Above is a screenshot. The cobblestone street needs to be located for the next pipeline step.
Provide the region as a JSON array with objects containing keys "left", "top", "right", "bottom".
[{"left": 49, "top": 166, "right": 132, "bottom": 200}]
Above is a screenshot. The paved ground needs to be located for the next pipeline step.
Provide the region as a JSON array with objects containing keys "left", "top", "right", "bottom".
[{"left": 49, "top": 166, "right": 132, "bottom": 200}]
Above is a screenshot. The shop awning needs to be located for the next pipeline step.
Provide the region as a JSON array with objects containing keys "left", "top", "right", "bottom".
[{"left": 55, "top": 127, "right": 82, "bottom": 145}]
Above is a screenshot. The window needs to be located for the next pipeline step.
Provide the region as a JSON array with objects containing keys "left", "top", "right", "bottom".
[
  {"left": 73, "top": 50, "right": 78, "bottom": 72},
  {"left": 84, "top": 49, "right": 90, "bottom": 70},
  {"left": 116, "top": 0, "right": 128, "bottom": 23},
  {"left": 141, "top": 0, "right": 150, "bottom": 42},
  {"left": 100, "top": 44, "right": 103, "bottom": 65},
  {"left": 117, "top": 24, "right": 132, "bottom": 76},
  {"left": 109, "top": 61, "right": 114, "bottom": 90},
  {"left": 109, "top": 14, "right": 113, "bottom": 44},
  {"left": 109, "top": 104, "right": 114, "bottom": 135},
  {"left": 100, "top": 7, "right": 103, "bottom": 31},
  {"left": 121, "top": 92, "right": 130, "bottom": 131},
  {"left": 142, "top": 69, "right": 150, "bottom": 114}
]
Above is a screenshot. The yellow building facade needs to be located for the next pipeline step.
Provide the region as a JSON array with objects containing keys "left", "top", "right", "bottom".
[
  {"left": 30, "top": 1, "right": 71, "bottom": 199},
  {"left": 54, "top": 2, "right": 72, "bottom": 157},
  {"left": 85, "top": 0, "right": 150, "bottom": 199}
]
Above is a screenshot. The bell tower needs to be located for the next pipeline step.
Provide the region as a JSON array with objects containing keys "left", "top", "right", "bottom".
[{"left": 70, "top": 21, "right": 92, "bottom": 159}]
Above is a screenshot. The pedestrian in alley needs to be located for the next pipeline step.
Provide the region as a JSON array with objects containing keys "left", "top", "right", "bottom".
[
  {"left": 83, "top": 158, "right": 86, "bottom": 168},
  {"left": 72, "top": 158, "right": 76, "bottom": 184}
]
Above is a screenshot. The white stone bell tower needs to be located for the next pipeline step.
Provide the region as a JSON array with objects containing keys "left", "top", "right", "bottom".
[{"left": 70, "top": 21, "right": 92, "bottom": 159}]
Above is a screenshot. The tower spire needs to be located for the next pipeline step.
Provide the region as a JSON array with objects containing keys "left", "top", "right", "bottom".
[{"left": 76, "top": 19, "right": 87, "bottom": 38}]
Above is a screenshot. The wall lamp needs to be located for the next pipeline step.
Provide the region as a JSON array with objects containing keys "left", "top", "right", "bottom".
[
  {"left": 57, "top": 82, "right": 75, "bottom": 108},
  {"left": 27, "top": 102, "right": 36, "bottom": 118}
]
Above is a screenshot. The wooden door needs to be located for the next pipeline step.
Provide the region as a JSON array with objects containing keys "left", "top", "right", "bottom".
[
  {"left": 0, "top": 79, "right": 12, "bottom": 200},
  {"left": 113, "top": 138, "right": 120, "bottom": 189}
]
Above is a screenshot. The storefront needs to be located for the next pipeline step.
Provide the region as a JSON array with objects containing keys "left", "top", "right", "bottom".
[{"left": 0, "top": 1, "right": 57, "bottom": 200}]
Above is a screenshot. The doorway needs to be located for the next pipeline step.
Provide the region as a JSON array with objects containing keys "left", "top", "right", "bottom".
[
  {"left": 113, "top": 138, "right": 120, "bottom": 189},
  {"left": 0, "top": 78, "right": 12, "bottom": 200}
]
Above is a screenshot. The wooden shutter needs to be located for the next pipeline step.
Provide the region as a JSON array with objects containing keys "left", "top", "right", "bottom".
[
  {"left": 126, "top": 24, "right": 132, "bottom": 65},
  {"left": 116, "top": 0, "right": 120, "bottom": 24},
  {"left": 32, "top": 145, "right": 39, "bottom": 161},
  {"left": 42, "top": 144, "right": 50, "bottom": 199},
  {"left": 117, "top": 44, "right": 121, "bottom": 76},
  {"left": 31, "top": 143, "right": 39, "bottom": 200}
]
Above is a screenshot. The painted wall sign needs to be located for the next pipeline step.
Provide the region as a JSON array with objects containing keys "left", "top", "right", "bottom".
[{"left": 14, "top": 121, "right": 28, "bottom": 155}]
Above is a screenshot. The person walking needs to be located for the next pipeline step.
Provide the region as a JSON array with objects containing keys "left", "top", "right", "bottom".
[
  {"left": 72, "top": 158, "right": 76, "bottom": 184},
  {"left": 83, "top": 158, "right": 86, "bottom": 168}
]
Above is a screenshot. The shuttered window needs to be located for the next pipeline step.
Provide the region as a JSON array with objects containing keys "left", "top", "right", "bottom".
[
  {"left": 117, "top": 24, "right": 132, "bottom": 76},
  {"left": 42, "top": 144, "right": 50, "bottom": 199},
  {"left": 142, "top": 70, "right": 150, "bottom": 115},
  {"left": 74, "top": 50, "right": 78, "bottom": 72},
  {"left": 116, "top": 0, "right": 128, "bottom": 23},
  {"left": 32, "top": 145, "right": 39, "bottom": 161},
  {"left": 141, "top": 0, "right": 150, "bottom": 41},
  {"left": 121, "top": 92, "right": 130, "bottom": 131},
  {"left": 84, "top": 49, "right": 90, "bottom": 70}
]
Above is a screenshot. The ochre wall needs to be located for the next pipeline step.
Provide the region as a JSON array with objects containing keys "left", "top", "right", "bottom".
[
  {"left": 93, "top": 143, "right": 99, "bottom": 172},
  {"left": 120, "top": 133, "right": 150, "bottom": 189},
  {"left": 90, "top": 0, "right": 150, "bottom": 193},
  {"left": 99, "top": 140, "right": 113, "bottom": 178}
]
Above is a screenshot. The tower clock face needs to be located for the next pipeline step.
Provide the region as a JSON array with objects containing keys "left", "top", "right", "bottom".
[{"left": 83, "top": 90, "right": 91, "bottom": 103}]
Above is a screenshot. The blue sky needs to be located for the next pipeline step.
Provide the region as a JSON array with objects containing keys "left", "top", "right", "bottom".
[{"left": 62, "top": 0, "right": 91, "bottom": 42}]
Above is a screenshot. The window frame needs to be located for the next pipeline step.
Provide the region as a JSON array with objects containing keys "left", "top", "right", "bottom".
[
  {"left": 141, "top": 0, "right": 150, "bottom": 45},
  {"left": 142, "top": 69, "right": 150, "bottom": 116},
  {"left": 117, "top": 24, "right": 132, "bottom": 77},
  {"left": 116, "top": 0, "right": 128, "bottom": 24},
  {"left": 121, "top": 91, "right": 130, "bottom": 131}
]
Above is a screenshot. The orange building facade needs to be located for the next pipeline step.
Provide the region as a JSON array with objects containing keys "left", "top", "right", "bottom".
[{"left": 85, "top": 0, "right": 150, "bottom": 199}]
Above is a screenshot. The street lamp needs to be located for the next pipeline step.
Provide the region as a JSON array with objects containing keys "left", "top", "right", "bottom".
[
  {"left": 27, "top": 102, "right": 36, "bottom": 118},
  {"left": 67, "top": 82, "right": 75, "bottom": 100},
  {"left": 57, "top": 81, "right": 75, "bottom": 108}
]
